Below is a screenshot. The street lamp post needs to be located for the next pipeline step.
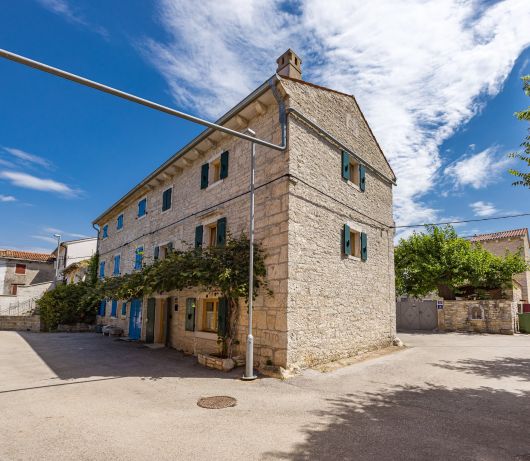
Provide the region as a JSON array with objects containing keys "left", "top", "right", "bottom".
[
  {"left": 54, "top": 233, "right": 61, "bottom": 284},
  {"left": 242, "top": 130, "right": 258, "bottom": 381}
]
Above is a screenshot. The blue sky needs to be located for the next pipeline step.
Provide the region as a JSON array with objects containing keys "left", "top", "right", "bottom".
[{"left": 0, "top": 0, "right": 529, "bottom": 252}]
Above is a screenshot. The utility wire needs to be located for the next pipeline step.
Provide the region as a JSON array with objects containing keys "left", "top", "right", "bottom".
[{"left": 394, "top": 212, "right": 530, "bottom": 229}]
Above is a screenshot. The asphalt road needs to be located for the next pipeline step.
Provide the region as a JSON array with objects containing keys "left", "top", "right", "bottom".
[{"left": 0, "top": 331, "right": 529, "bottom": 460}]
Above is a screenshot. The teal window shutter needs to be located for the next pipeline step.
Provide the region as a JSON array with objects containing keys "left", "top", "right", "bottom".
[
  {"left": 154, "top": 246, "right": 160, "bottom": 260},
  {"left": 343, "top": 224, "right": 351, "bottom": 255},
  {"left": 218, "top": 298, "right": 228, "bottom": 336},
  {"left": 111, "top": 300, "right": 118, "bottom": 317},
  {"left": 162, "top": 188, "right": 172, "bottom": 211},
  {"left": 138, "top": 198, "right": 147, "bottom": 217},
  {"left": 359, "top": 165, "right": 366, "bottom": 192},
  {"left": 220, "top": 151, "right": 229, "bottom": 179},
  {"left": 361, "top": 232, "right": 368, "bottom": 261},
  {"left": 200, "top": 163, "right": 209, "bottom": 189},
  {"left": 167, "top": 241, "right": 174, "bottom": 253},
  {"left": 113, "top": 255, "right": 120, "bottom": 275},
  {"left": 121, "top": 302, "right": 127, "bottom": 316},
  {"left": 185, "top": 298, "right": 196, "bottom": 331},
  {"left": 216, "top": 217, "right": 227, "bottom": 247},
  {"left": 195, "top": 225, "right": 203, "bottom": 248},
  {"left": 342, "top": 151, "right": 350, "bottom": 180}
]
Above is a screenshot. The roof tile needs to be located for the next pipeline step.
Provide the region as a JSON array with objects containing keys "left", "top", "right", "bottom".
[
  {"left": 470, "top": 228, "right": 528, "bottom": 242},
  {"left": 0, "top": 249, "right": 55, "bottom": 262}
]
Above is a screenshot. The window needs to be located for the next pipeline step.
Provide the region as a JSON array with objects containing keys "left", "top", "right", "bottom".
[
  {"left": 200, "top": 151, "right": 229, "bottom": 189},
  {"left": 343, "top": 224, "right": 367, "bottom": 261},
  {"left": 138, "top": 198, "right": 147, "bottom": 218},
  {"left": 201, "top": 299, "right": 218, "bottom": 333},
  {"left": 111, "top": 300, "right": 118, "bottom": 318},
  {"left": 207, "top": 223, "right": 217, "bottom": 247},
  {"left": 154, "top": 242, "right": 173, "bottom": 260},
  {"left": 134, "top": 247, "right": 144, "bottom": 270},
  {"left": 185, "top": 298, "right": 196, "bottom": 331},
  {"left": 342, "top": 151, "right": 366, "bottom": 191},
  {"left": 117, "top": 214, "right": 124, "bottom": 230},
  {"left": 99, "top": 261, "right": 105, "bottom": 278},
  {"left": 162, "top": 187, "right": 172, "bottom": 212},
  {"left": 121, "top": 302, "right": 127, "bottom": 317},
  {"left": 102, "top": 224, "right": 109, "bottom": 239},
  {"left": 113, "top": 255, "right": 121, "bottom": 275},
  {"left": 15, "top": 264, "right": 26, "bottom": 275},
  {"left": 212, "top": 158, "right": 221, "bottom": 183},
  {"left": 205, "top": 217, "right": 227, "bottom": 248},
  {"left": 10, "top": 284, "right": 18, "bottom": 295}
]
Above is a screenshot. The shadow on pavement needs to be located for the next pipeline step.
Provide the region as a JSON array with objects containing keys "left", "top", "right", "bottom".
[
  {"left": 265, "top": 384, "right": 530, "bottom": 461},
  {"left": 431, "top": 357, "right": 530, "bottom": 382},
  {"left": 17, "top": 332, "right": 245, "bottom": 381}
]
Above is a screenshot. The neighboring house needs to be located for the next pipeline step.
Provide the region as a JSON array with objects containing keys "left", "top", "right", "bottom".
[
  {"left": 53, "top": 237, "right": 97, "bottom": 284},
  {"left": 93, "top": 50, "right": 397, "bottom": 370},
  {"left": 0, "top": 249, "right": 55, "bottom": 311},
  {"left": 470, "top": 228, "right": 530, "bottom": 302}
]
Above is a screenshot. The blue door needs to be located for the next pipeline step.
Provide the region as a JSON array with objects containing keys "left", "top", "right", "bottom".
[{"left": 129, "top": 298, "right": 142, "bottom": 340}]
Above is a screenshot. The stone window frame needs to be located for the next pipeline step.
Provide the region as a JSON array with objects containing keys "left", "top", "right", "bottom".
[{"left": 207, "top": 151, "right": 226, "bottom": 189}]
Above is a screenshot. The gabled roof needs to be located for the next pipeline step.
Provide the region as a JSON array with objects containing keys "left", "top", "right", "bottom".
[
  {"left": 0, "top": 249, "right": 55, "bottom": 263},
  {"left": 470, "top": 228, "right": 528, "bottom": 242}
]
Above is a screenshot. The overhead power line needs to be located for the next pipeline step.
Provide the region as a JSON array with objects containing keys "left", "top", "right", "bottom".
[{"left": 394, "top": 212, "right": 530, "bottom": 229}]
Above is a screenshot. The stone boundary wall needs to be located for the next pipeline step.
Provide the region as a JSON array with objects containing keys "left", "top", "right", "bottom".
[
  {"left": 0, "top": 315, "right": 41, "bottom": 332},
  {"left": 440, "top": 300, "right": 518, "bottom": 335}
]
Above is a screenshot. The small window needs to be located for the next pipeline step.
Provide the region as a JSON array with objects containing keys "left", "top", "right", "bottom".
[
  {"left": 15, "top": 264, "right": 26, "bottom": 275},
  {"left": 343, "top": 224, "right": 367, "bottom": 260},
  {"left": 342, "top": 151, "right": 366, "bottom": 191},
  {"left": 162, "top": 188, "right": 172, "bottom": 212},
  {"left": 347, "top": 158, "right": 360, "bottom": 185},
  {"left": 102, "top": 224, "right": 109, "bottom": 239},
  {"left": 117, "top": 214, "right": 124, "bottom": 230},
  {"left": 208, "top": 224, "right": 217, "bottom": 247},
  {"left": 113, "top": 255, "right": 121, "bottom": 275},
  {"left": 10, "top": 284, "right": 18, "bottom": 295},
  {"left": 201, "top": 299, "right": 218, "bottom": 333},
  {"left": 212, "top": 158, "right": 221, "bottom": 183},
  {"left": 138, "top": 198, "right": 147, "bottom": 218}
]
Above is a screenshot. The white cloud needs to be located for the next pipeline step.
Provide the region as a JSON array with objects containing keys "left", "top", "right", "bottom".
[
  {"left": 470, "top": 201, "right": 498, "bottom": 217},
  {"left": 42, "top": 227, "right": 89, "bottom": 239},
  {"left": 3, "top": 147, "right": 53, "bottom": 170},
  {"left": 144, "top": 0, "right": 530, "bottom": 230},
  {"left": 0, "top": 195, "right": 16, "bottom": 202},
  {"left": 0, "top": 171, "right": 79, "bottom": 197},
  {"left": 36, "top": 0, "right": 108, "bottom": 38},
  {"left": 445, "top": 147, "right": 512, "bottom": 189},
  {"left": 31, "top": 235, "right": 61, "bottom": 245}
]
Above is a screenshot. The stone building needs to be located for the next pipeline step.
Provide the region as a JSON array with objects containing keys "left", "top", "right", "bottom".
[
  {"left": 93, "top": 50, "right": 397, "bottom": 370},
  {"left": 0, "top": 249, "right": 55, "bottom": 311},
  {"left": 470, "top": 228, "right": 530, "bottom": 302}
]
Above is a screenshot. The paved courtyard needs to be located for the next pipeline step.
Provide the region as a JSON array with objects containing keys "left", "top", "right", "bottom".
[{"left": 1, "top": 331, "right": 529, "bottom": 460}]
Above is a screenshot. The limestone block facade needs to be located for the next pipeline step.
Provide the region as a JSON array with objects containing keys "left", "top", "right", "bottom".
[{"left": 93, "top": 53, "right": 397, "bottom": 371}]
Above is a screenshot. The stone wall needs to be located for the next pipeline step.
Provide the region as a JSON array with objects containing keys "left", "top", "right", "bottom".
[
  {"left": 283, "top": 80, "right": 396, "bottom": 368},
  {"left": 0, "top": 259, "right": 55, "bottom": 295},
  {"left": 0, "top": 315, "right": 41, "bottom": 332},
  {"left": 440, "top": 300, "right": 518, "bottom": 334}
]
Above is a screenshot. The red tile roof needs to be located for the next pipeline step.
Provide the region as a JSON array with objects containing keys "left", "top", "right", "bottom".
[
  {"left": 0, "top": 249, "right": 55, "bottom": 262},
  {"left": 470, "top": 228, "right": 528, "bottom": 242}
]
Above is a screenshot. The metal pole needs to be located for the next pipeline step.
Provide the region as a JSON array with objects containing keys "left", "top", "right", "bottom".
[
  {"left": 242, "top": 129, "right": 257, "bottom": 380},
  {"left": 0, "top": 48, "right": 285, "bottom": 152}
]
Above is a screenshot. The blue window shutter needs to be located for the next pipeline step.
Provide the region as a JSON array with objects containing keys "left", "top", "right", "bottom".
[
  {"left": 220, "top": 151, "right": 229, "bottom": 179},
  {"left": 117, "top": 214, "right": 123, "bottom": 230},
  {"left": 103, "top": 225, "right": 108, "bottom": 239},
  {"left": 138, "top": 199, "right": 147, "bottom": 217},
  {"left": 99, "top": 300, "right": 106, "bottom": 316},
  {"left": 200, "top": 163, "right": 209, "bottom": 189},
  {"left": 216, "top": 218, "right": 227, "bottom": 247},
  {"left": 162, "top": 188, "right": 172, "bottom": 211},
  {"left": 185, "top": 298, "right": 196, "bottom": 331},
  {"left": 195, "top": 225, "right": 203, "bottom": 248},
  {"left": 359, "top": 165, "right": 366, "bottom": 192},
  {"left": 154, "top": 246, "right": 160, "bottom": 260},
  {"left": 121, "top": 302, "right": 127, "bottom": 316},
  {"left": 342, "top": 151, "right": 350, "bottom": 180},
  {"left": 343, "top": 224, "right": 351, "bottom": 255},
  {"left": 218, "top": 298, "right": 228, "bottom": 336},
  {"left": 111, "top": 300, "right": 118, "bottom": 317},
  {"left": 99, "top": 261, "right": 105, "bottom": 278},
  {"left": 113, "top": 255, "right": 120, "bottom": 275},
  {"left": 135, "top": 247, "right": 144, "bottom": 269},
  {"left": 361, "top": 232, "right": 368, "bottom": 261}
]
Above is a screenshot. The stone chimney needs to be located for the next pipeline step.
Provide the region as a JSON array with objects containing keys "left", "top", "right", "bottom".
[{"left": 276, "top": 49, "right": 302, "bottom": 80}]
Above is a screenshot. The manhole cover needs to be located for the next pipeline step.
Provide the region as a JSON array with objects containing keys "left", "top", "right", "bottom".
[{"left": 197, "top": 396, "right": 237, "bottom": 409}]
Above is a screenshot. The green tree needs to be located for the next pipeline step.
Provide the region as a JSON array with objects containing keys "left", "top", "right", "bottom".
[
  {"left": 508, "top": 75, "right": 530, "bottom": 187},
  {"left": 395, "top": 225, "right": 528, "bottom": 298}
]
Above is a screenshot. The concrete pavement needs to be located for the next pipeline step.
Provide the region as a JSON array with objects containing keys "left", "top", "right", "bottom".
[{"left": 0, "top": 331, "right": 529, "bottom": 460}]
